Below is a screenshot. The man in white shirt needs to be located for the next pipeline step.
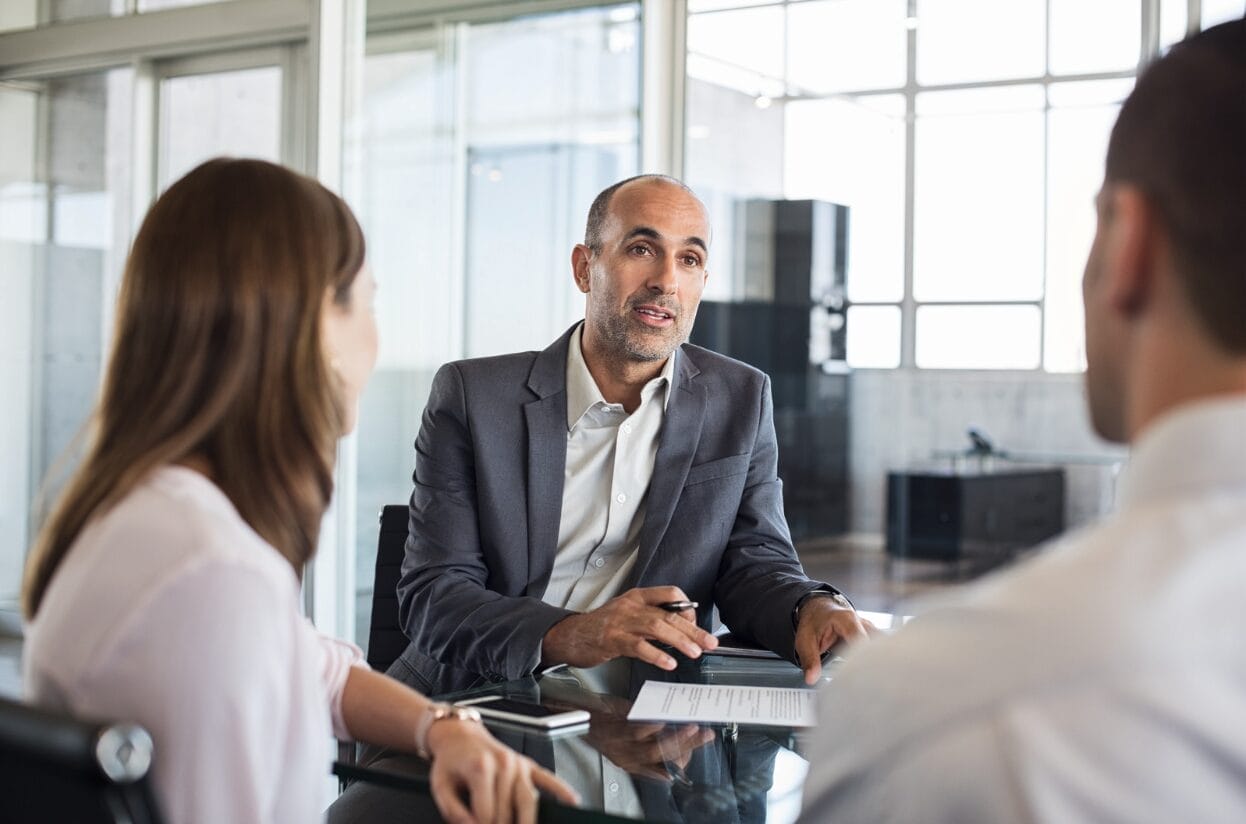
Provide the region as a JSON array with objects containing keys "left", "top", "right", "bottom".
[
  {"left": 800, "top": 19, "right": 1246, "bottom": 823},
  {"left": 391, "top": 174, "right": 873, "bottom": 697}
]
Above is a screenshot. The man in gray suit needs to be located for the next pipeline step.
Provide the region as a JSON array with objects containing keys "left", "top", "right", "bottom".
[{"left": 391, "top": 174, "right": 873, "bottom": 697}]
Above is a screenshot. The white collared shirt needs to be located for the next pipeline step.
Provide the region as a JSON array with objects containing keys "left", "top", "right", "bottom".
[
  {"left": 541, "top": 667, "right": 645, "bottom": 818},
  {"left": 800, "top": 395, "right": 1246, "bottom": 823},
  {"left": 543, "top": 324, "right": 674, "bottom": 613}
]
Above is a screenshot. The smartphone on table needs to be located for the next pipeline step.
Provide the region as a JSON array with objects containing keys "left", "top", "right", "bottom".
[{"left": 454, "top": 696, "right": 591, "bottom": 730}]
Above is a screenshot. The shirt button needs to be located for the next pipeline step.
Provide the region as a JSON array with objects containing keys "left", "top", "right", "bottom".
[
  {"left": 608, "top": 782, "right": 620, "bottom": 793},
  {"left": 594, "top": 557, "right": 605, "bottom": 568},
  {"left": 616, "top": 492, "right": 627, "bottom": 504},
  {"left": 621, "top": 422, "right": 632, "bottom": 434}
]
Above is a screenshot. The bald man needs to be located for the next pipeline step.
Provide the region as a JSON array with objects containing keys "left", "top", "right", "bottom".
[{"left": 391, "top": 174, "right": 873, "bottom": 696}]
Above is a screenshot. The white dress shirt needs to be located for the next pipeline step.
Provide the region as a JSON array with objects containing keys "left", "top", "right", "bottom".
[
  {"left": 543, "top": 323, "right": 674, "bottom": 613},
  {"left": 541, "top": 666, "right": 645, "bottom": 818},
  {"left": 800, "top": 395, "right": 1246, "bottom": 823},
  {"left": 537, "top": 326, "right": 673, "bottom": 811},
  {"left": 24, "top": 465, "right": 367, "bottom": 824}
]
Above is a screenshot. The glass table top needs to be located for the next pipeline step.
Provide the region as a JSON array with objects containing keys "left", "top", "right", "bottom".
[{"left": 329, "top": 652, "right": 839, "bottom": 824}]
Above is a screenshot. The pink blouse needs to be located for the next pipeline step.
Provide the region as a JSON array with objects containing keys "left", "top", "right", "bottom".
[{"left": 23, "top": 465, "right": 367, "bottom": 823}]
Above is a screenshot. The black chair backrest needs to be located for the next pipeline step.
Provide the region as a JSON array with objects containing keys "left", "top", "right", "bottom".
[
  {"left": 367, "top": 505, "right": 411, "bottom": 674},
  {"left": 0, "top": 695, "right": 164, "bottom": 824}
]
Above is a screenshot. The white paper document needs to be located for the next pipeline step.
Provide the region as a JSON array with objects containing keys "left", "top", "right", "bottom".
[{"left": 626, "top": 681, "right": 817, "bottom": 727}]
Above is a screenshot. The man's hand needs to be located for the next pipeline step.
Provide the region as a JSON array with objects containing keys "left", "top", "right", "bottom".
[
  {"left": 794, "top": 598, "right": 878, "bottom": 685},
  {"left": 585, "top": 717, "right": 716, "bottom": 782},
  {"left": 568, "top": 693, "right": 714, "bottom": 781},
  {"left": 542, "top": 586, "right": 719, "bottom": 670}
]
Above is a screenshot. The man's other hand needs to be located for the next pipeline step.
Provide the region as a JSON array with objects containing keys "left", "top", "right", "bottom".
[
  {"left": 795, "top": 599, "right": 879, "bottom": 685},
  {"left": 542, "top": 586, "right": 719, "bottom": 670}
]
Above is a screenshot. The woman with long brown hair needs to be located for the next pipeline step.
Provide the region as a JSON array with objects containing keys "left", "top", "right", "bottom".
[{"left": 21, "top": 158, "right": 577, "bottom": 824}]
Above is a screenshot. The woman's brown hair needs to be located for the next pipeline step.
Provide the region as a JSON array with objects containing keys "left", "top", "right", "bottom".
[{"left": 22, "top": 158, "right": 366, "bottom": 619}]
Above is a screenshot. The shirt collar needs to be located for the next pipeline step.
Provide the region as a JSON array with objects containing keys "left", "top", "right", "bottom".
[
  {"left": 565, "top": 323, "right": 676, "bottom": 431},
  {"left": 1116, "top": 394, "right": 1246, "bottom": 510}
]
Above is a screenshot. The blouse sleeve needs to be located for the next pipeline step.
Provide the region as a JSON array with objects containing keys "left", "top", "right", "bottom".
[{"left": 309, "top": 626, "right": 370, "bottom": 740}]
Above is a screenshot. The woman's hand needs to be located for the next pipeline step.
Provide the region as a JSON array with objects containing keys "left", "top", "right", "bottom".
[{"left": 425, "top": 718, "right": 580, "bottom": 824}]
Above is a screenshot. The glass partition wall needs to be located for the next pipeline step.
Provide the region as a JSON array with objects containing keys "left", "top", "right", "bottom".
[
  {"left": 0, "top": 2, "right": 358, "bottom": 645},
  {"left": 0, "top": 68, "right": 134, "bottom": 606}
]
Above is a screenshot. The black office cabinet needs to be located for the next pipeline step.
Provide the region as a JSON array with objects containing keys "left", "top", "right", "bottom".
[
  {"left": 690, "top": 199, "right": 850, "bottom": 540},
  {"left": 885, "top": 469, "right": 1066, "bottom": 566}
]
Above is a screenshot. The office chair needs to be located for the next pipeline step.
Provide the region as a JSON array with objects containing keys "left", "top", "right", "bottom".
[
  {"left": 0, "top": 695, "right": 164, "bottom": 824},
  {"left": 339, "top": 506, "right": 410, "bottom": 780},
  {"left": 366, "top": 505, "right": 411, "bottom": 674}
]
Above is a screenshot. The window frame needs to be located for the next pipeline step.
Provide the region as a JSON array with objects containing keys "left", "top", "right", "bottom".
[{"left": 681, "top": 0, "right": 1206, "bottom": 372}]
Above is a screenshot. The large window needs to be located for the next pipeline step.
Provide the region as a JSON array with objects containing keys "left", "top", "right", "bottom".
[
  {"left": 0, "top": 8, "right": 324, "bottom": 618},
  {"left": 0, "top": 52, "right": 291, "bottom": 605},
  {"left": 158, "top": 58, "right": 285, "bottom": 189},
  {"left": 685, "top": 0, "right": 1243, "bottom": 371}
]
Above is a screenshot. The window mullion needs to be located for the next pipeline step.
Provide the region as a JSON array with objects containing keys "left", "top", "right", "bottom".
[{"left": 901, "top": 0, "right": 918, "bottom": 369}]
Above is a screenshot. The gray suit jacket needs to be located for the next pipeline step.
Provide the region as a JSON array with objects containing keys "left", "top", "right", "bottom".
[{"left": 391, "top": 324, "right": 831, "bottom": 696}]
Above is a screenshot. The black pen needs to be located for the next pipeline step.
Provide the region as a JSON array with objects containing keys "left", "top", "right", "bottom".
[{"left": 657, "top": 600, "right": 698, "bottom": 613}]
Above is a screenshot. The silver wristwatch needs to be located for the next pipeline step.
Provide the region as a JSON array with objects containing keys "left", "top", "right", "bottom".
[{"left": 792, "top": 589, "right": 853, "bottom": 629}]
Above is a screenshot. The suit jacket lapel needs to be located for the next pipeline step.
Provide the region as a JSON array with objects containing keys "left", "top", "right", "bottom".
[
  {"left": 632, "top": 347, "right": 704, "bottom": 584},
  {"left": 523, "top": 324, "right": 576, "bottom": 595}
]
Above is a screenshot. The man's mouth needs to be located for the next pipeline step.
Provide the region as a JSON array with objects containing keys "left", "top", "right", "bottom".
[{"left": 633, "top": 305, "right": 675, "bottom": 325}]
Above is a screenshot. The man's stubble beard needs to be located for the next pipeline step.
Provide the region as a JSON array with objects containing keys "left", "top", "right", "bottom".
[{"left": 594, "top": 305, "right": 698, "bottom": 365}]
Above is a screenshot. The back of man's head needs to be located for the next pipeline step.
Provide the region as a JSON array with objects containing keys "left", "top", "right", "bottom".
[{"left": 1104, "top": 18, "right": 1246, "bottom": 355}]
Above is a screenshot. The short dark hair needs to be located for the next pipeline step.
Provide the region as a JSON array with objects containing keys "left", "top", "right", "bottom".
[
  {"left": 583, "top": 174, "right": 697, "bottom": 252},
  {"left": 1105, "top": 17, "right": 1246, "bottom": 353}
]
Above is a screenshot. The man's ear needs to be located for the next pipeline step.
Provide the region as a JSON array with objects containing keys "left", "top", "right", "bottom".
[
  {"left": 1102, "top": 185, "right": 1160, "bottom": 316},
  {"left": 571, "top": 244, "right": 592, "bottom": 294}
]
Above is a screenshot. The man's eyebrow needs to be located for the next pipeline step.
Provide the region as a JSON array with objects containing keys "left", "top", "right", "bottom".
[
  {"left": 624, "top": 226, "right": 661, "bottom": 243},
  {"left": 624, "top": 226, "right": 708, "bottom": 252}
]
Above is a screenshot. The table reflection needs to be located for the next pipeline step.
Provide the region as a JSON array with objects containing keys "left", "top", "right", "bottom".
[{"left": 329, "top": 654, "right": 827, "bottom": 824}]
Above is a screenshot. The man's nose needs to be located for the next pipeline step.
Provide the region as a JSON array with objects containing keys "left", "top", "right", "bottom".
[{"left": 646, "top": 255, "right": 678, "bottom": 294}]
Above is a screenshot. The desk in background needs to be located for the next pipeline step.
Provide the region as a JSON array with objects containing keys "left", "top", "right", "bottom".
[{"left": 886, "top": 467, "right": 1066, "bottom": 572}]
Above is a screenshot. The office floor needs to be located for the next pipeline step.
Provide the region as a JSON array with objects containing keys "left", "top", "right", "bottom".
[
  {"left": 0, "top": 541, "right": 964, "bottom": 701},
  {"left": 796, "top": 538, "right": 960, "bottom": 615}
]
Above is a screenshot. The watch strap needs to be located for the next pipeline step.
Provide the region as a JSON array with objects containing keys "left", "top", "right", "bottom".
[
  {"left": 414, "top": 702, "right": 483, "bottom": 760},
  {"left": 791, "top": 588, "right": 854, "bottom": 630}
]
